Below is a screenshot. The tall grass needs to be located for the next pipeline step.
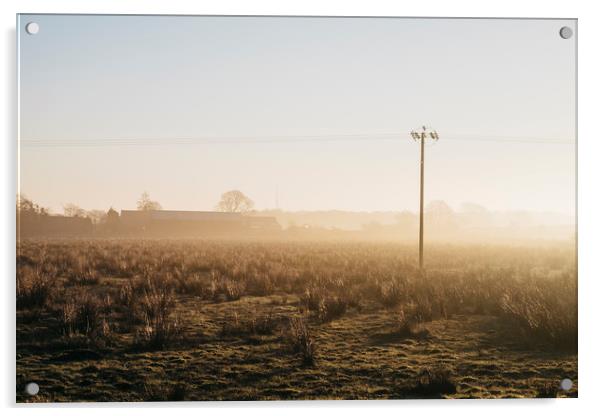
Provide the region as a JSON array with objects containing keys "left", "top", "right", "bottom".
[
  {"left": 397, "top": 300, "right": 433, "bottom": 336},
  {"left": 499, "top": 275, "right": 577, "bottom": 350},
  {"left": 134, "top": 281, "right": 180, "bottom": 350},
  {"left": 288, "top": 316, "right": 316, "bottom": 366},
  {"left": 16, "top": 266, "right": 55, "bottom": 309},
  {"left": 220, "top": 310, "right": 279, "bottom": 337},
  {"left": 302, "top": 286, "right": 350, "bottom": 322},
  {"left": 16, "top": 239, "right": 577, "bottom": 353}
]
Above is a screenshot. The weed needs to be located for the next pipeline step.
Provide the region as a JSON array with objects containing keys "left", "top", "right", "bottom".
[
  {"left": 142, "top": 382, "right": 188, "bottom": 401},
  {"left": 535, "top": 382, "right": 558, "bottom": 398},
  {"left": 16, "top": 267, "right": 55, "bottom": 309},
  {"left": 410, "top": 366, "right": 457, "bottom": 397},
  {"left": 134, "top": 282, "right": 180, "bottom": 349},
  {"left": 289, "top": 316, "right": 316, "bottom": 366}
]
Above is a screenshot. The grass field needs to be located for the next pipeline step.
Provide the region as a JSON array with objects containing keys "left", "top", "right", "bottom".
[{"left": 16, "top": 239, "right": 577, "bottom": 401}]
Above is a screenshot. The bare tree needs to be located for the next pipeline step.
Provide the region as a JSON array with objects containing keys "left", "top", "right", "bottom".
[
  {"left": 17, "top": 194, "right": 49, "bottom": 216},
  {"left": 215, "top": 190, "right": 254, "bottom": 213},
  {"left": 137, "top": 191, "right": 162, "bottom": 211},
  {"left": 86, "top": 209, "right": 108, "bottom": 224},
  {"left": 63, "top": 203, "right": 86, "bottom": 217}
]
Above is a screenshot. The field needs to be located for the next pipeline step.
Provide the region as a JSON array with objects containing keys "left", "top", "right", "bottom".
[{"left": 16, "top": 239, "right": 577, "bottom": 401}]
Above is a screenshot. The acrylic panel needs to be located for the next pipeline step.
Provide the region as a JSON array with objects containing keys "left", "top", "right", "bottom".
[{"left": 16, "top": 14, "right": 577, "bottom": 402}]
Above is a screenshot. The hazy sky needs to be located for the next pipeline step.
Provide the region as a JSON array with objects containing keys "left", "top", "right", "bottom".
[{"left": 18, "top": 15, "right": 576, "bottom": 215}]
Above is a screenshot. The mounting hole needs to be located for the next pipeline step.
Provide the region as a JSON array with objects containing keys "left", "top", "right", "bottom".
[
  {"left": 25, "top": 22, "right": 40, "bottom": 35},
  {"left": 25, "top": 382, "right": 39, "bottom": 396},
  {"left": 559, "top": 26, "right": 573, "bottom": 39},
  {"left": 560, "top": 378, "right": 573, "bottom": 391}
]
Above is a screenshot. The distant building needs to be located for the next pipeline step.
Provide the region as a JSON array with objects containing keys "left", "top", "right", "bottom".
[
  {"left": 17, "top": 208, "right": 281, "bottom": 238},
  {"left": 119, "top": 210, "right": 281, "bottom": 236},
  {"left": 245, "top": 216, "right": 281, "bottom": 231},
  {"left": 18, "top": 214, "right": 93, "bottom": 238}
]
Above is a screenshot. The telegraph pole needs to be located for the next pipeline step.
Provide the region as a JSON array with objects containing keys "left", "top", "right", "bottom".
[{"left": 410, "top": 126, "right": 439, "bottom": 271}]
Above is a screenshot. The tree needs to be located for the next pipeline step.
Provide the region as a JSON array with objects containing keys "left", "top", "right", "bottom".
[
  {"left": 86, "top": 209, "right": 108, "bottom": 224},
  {"left": 396, "top": 210, "right": 417, "bottom": 229},
  {"left": 63, "top": 203, "right": 86, "bottom": 217},
  {"left": 137, "top": 191, "right": 162, "bottom": 211},
  {"left": 215, "top": 190, "right": 254, "bottom": 213},
  {"left": 459, "top": 202, "right": 492, "bottom": 228},
  {"left": 426, "top": 200, "right": 455, "bottom": 217},
  {"left": 17, "top": 194, "right": 49, "bottom": 216},
  {"left": 425, "top": 200, "right": 457, "bottom": 232}
]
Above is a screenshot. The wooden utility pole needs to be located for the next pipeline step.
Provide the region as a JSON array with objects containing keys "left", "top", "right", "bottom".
[
  {"left": 419, "top": 132, "right": 425, "bottom": 269},
  {"left": 410, "top": 126, "right": 439, "bottom": 271}
]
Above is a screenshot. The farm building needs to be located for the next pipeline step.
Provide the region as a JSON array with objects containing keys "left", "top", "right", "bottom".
[
  {"left": 17, "top": 214, "right": 93, "bottom": 238},
  {"left": 119, "top": 210, "right": 281, "bottom": 236}
]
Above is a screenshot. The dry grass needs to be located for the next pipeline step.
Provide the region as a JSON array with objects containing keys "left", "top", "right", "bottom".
[
  {"left": 220, "top": 309, "right": 279, "bottom": 337},
  {"left": 16, "top": 266, "right": 55, "bottom": 309},
  {"left": 288, "top": 316, "right": 316, "bottom": 366},
  {"left": 397, "top": 301, "right": 432, "bottom": 336},
  {"left": 409, "top": 366, "right": 457, "bottom": 397},
  {"left": 301, "top": 286, "right": 350, "bottom": 323},
  {"left": 16, "top": 239, "right": 577, "bottom": 401},
  {"left": 499, "top": 275, "right": 577, "bottom": 351},
  {"left": 133, "top": 280, "right": 180, "bottom": 350}
]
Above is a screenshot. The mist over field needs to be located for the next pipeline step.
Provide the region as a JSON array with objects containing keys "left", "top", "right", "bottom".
[
  {"left": 256, "top": 203, "right": 575, "bottom": 243},
  {"left": 17, "top": 192, "right": 575, "bottom": 244}
]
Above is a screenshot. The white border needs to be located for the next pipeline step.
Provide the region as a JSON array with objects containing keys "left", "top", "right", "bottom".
[{"left": 2, "top": 1, "right": 601, "bottom": 415}]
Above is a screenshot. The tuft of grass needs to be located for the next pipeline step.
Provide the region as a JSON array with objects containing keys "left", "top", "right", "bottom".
[
  {"left": 378, "top": 278, "right": 405, "bottom": 308},
  {"left": 288, "top": 316, "right": 316, "bottom": 366},
  {"left": 220, "top": 311, "right": 242, "bottom": 337},
  {"left": 249, "top": 309, "right": 279, "bottom": 335},
  {"left": 66, "top": 267, "right": 100, "bottom": 286},
  {"left": 245, "top": 272, "right": 275, "bottom": 296},
  {"left": 221, "top": 310, "right": 279, "bottom": 337},
  {"left": 205, "top": 272, "right": 244, "bottom": 302},
  {"left": 410, "top": 366, "right": 457, "bottom": 397},
  {"left": 302, "top": 286, "right": 349, "bottom": 323},
  {"left": 317, "top": 296, "right": 348, "bottom": 323},
  {"left": 16, "top": 267, "right": 55, "bottom": 309},
  {"left": 301, "top": 285, "right": 324, "bottom": 311},
  {"left": 142, "top": 382, "right": 188, "bottom": 401},
  {"left": 397, "top": 299, "right": 434, "bottom": 336},
  {"left": 535, "top": 382, "right": 559, "bottom": 398},
  {"left": 134, "top": 281, "right": 180, "bottom": 350},
  {"left": 173, "top": 272, "right": 206, "bottom": 297},
  {"left": 223, "top": 278, "right": 243, "bottom": 301},
  {"left": 57, "top": 293, "right": 112, "bottom": 345}
]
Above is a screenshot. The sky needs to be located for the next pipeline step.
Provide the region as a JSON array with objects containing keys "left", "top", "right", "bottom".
[{"left": 18, "top": 15, "right": 576, "bottom": 216}]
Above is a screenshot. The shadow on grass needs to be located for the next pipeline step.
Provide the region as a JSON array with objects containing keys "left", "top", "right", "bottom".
[{"left": 369, "top": 327, "right": 431, "bottom": 345}]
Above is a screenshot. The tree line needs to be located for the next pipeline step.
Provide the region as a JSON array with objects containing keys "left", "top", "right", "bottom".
[{"left": 17, "top": 190, "right": 256, "bottom": 225}]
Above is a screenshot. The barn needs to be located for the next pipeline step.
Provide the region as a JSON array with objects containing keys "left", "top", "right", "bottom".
[
  {"left": 17, "top": 214, "right": 93, "bottom": 238},
  {"left": 119, "top": 210, "right": 280, "bottom": 236}
]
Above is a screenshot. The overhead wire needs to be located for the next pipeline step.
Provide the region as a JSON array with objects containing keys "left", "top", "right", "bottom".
[{"left": 19, "top": 132, "right": 574, "bottom": 147}]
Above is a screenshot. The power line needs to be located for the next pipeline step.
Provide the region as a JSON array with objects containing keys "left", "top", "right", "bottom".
[{"left": 19, "top": 132, "right": 573, "bottom": 147}]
